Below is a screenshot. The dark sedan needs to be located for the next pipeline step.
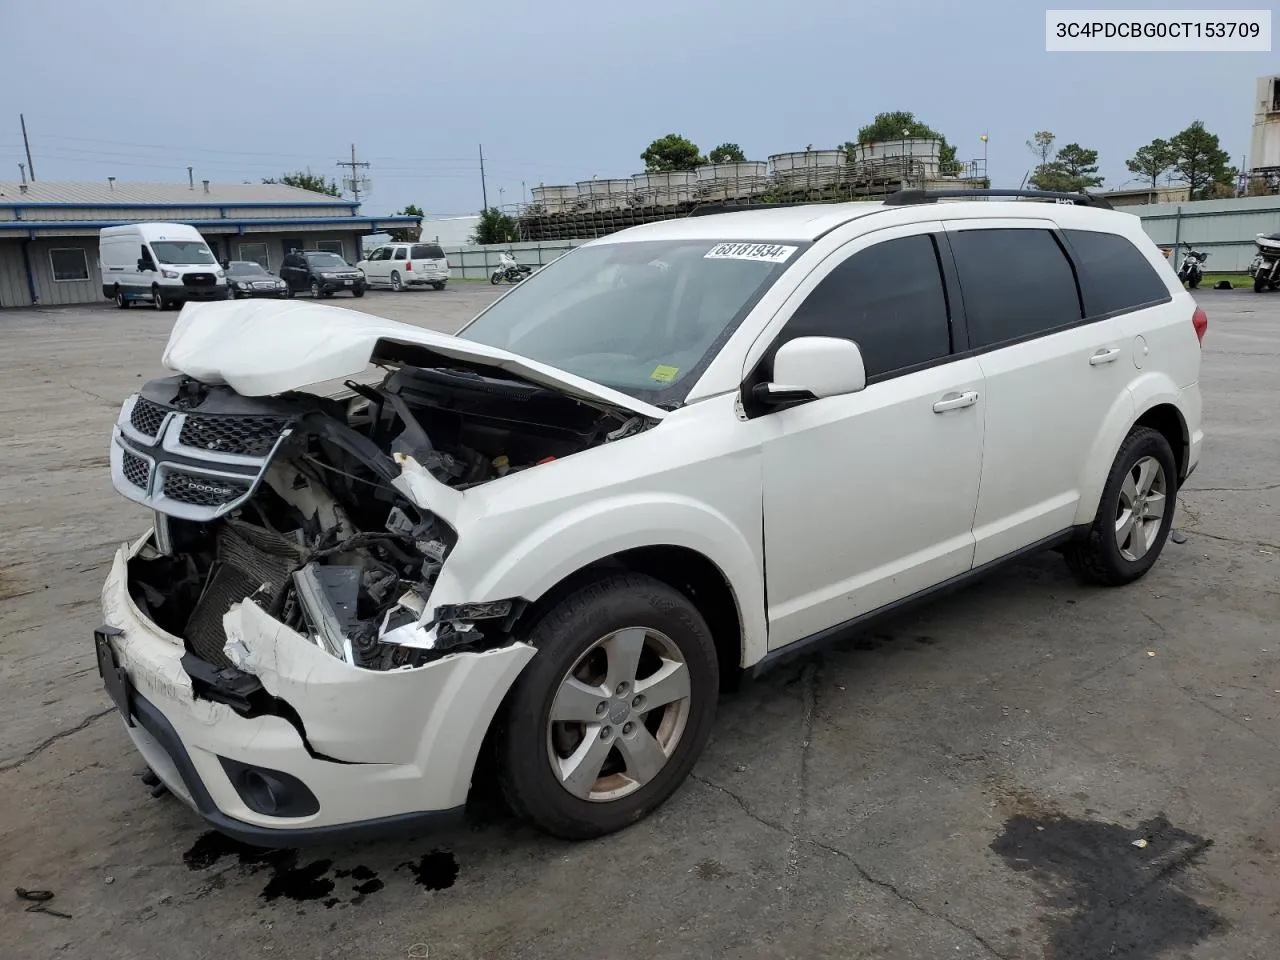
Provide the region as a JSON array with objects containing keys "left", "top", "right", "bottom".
[{"left": 225, "top": 261, "right": 291, "bottom": 299}]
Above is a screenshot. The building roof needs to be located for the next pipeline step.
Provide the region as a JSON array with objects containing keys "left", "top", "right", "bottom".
[{"left": 0, "top": 180, "right": 353, "bottom": 207}]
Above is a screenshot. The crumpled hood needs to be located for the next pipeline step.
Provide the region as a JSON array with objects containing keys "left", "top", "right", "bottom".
[{"left": 161, "top": 299, "right": 668, "bottom": 419}]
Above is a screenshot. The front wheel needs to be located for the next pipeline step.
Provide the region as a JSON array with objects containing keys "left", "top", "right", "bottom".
[
  {"left": 1063, "top": 426, "right": 1177, "bottom": 587},
  {"left": 152, "top": 287, "right": 165, "bottom": 311},
  {"left": 310, "top": 280, "right": 322, "bottom": 298},
  {"left": 1255, "top": 275, "right": 1269, "bottom": 293},
  {"left": 352, "top": 285, "right": 365, "bottom": 298},
  {"left": 497, "top": 572, "right": 719, "bottom": 840},
  {"left": 1189, "top": 276, "right": 1200, "bottom": 290}
]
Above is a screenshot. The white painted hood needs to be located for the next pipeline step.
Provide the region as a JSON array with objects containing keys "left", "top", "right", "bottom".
[{"left": 161, "top": 299, "right": 668, "bottom": 419}]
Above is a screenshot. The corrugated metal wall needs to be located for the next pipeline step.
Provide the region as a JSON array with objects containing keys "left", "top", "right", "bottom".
[
  {"left": 0, "top": 204, "right": 350, "bottom": 223},
  {"left": 440, "top": 241, "right": 586, "bottom": 279},
  {"left": 1130, "top": 195, "right": 1280, "bottom": 272},
  {"left": 0, "top": 241, "right": 30, "bottom": 308}
]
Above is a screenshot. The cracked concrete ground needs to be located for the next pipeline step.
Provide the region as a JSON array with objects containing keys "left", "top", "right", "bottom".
[{"left": 1, "top": 287, "right": 1277, "bottom": 960}]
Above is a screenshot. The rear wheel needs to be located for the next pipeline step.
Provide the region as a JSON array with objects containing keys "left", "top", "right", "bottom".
[
  {"left": 497, "top": 572, "right": 719, "bottom": 840},
  {"left": 390, "top": 271, "right": 403, "bottom": 292},
  {"left": 1255, "top": 275, "right": 1269, "bottom": 293},
  {"left": 1063, "top": 426, "right": 1177, "bottom": 586},
  {"left": 114, "top": 287, "right": 129, "bottom": 309},
  {"left": 431, "top": 281, "right": 446, "bottom": 291}
]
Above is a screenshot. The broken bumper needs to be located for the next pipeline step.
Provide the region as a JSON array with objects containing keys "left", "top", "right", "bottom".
[{"left": 98, "top": 539, "right": 535, "bottom": 846}]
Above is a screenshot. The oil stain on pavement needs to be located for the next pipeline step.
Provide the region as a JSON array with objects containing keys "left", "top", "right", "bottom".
[
  {"left": 991, "top": 812, "right": 1225, "bottom": 959},
  {"left": 182, "top": 831, "right": 453, "bottom": 906}
]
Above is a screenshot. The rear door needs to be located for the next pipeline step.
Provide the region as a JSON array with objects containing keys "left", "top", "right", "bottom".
[
  {"left": 412, "top": 242, "right": 449, "bottom": 278},
  {"left": 944, "top": 219, "right": 1132, "bottom": 565}
]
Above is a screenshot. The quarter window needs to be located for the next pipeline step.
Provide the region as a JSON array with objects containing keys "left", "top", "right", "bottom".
[
  {"left": 50, "top": 248, "right": 90, "bottom": 282},
  {"left": 392, "top": 247, "right": 407, "bottom": 261},
  {"left": 948, "top": 228, "right": 1081, "bottom": 347},
  {"left": 780, "top": 234, "right": 952, "bottom": 379},
  {"left": 1062, "top": 229, "right": 1171, "bottom": 318}
]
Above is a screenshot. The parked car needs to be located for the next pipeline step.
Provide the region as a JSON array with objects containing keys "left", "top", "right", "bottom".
[
  {"left": 358, "top": 242, "right": 450, "bottom": 291},
  {"left": 280, "top": 250, "right": 366, "bottom": 298},
  {"left": 98, "top": 190, "right": 1204, "bottom": 846},
  {"left": 100, "top": 222, "right": 229, "bottom": 309},
  {"left": 225, "top": 260, "right": 290, "bottom": 299}
]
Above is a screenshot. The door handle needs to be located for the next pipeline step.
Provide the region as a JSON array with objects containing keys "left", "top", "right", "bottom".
[
  {"left": 1089, "top": 347, "right": 1121, "bottom": 365},
  {"left": 932, "top": 391, "right": 979, "bottom": 413}
]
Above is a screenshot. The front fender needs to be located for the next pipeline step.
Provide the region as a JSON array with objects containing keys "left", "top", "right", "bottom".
[{"left": 432, "top": 494, "right": 767, "bottom": 668}]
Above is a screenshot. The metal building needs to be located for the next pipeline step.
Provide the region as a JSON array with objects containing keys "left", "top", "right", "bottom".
[
  {"left": 0, "top": 180, "right": 420, "bottom": 308},
  {"left": 1250, "top": 74, "right": 1280, "bottom": 176}
]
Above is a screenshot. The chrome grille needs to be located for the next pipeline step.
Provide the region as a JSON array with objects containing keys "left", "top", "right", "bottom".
[
  {"left": 178, "top": 415, "right": 288, "bottom": 456},
  {"left": 129, "top": 398, "right": 167, "bottom": 436},
  {"left": 121, "top": 451, "right": 150, "bottom": 489},
  {"left": 162, "top": 472, "right": 251, "bottom": 507}
]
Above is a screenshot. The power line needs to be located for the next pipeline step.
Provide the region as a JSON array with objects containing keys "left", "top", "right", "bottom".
[{"left": 337, "top": 143, "right": 370, "bottom": 202}]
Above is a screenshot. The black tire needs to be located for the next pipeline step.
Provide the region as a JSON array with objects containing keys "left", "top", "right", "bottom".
[
  {"left": 1255, "top": 275, "right": 1268, "bottom": 293},
  {"left": 496, "top": 572, "right": 719, "bottom": 840},
  {"left": 310, "top": 280, "right": 321, "bottom": 298},
  {"left": 282, "top": 285, "right": 293, "bottom": 299},
  {"left": 431, "top": 281, "right": 446, "bottom": 291},
  {"left": 152, "top": 286, "right": 165, "bottom": 311},
  {"left": 390, "top": 271, "right": 403, "bottom": 292},
  {"left": 1063, "top": 426, "right": 1178, "bottom": 587},
  {"left": 490, "top": 272, "right": 501, "bottom": 285},
  {"left": 1189, "top": 277, "right": 1200, "bottom": 290},
  {"left": 1270, "top": 281, "right": 1280, "bottom": 292},
  {"left": 114, "top": 286, "right": 129, "bottom": 309},
  {"left": 352, "top": 285, "right": 365, "bottom": 298}
]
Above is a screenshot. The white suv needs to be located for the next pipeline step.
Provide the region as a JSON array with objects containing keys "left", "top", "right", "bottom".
[
  {"left": 357, "top": 241, "right": 450, "bottom": 291},
  {"left": 97, "top": 191, "right": 1205, "bottom": 845}
]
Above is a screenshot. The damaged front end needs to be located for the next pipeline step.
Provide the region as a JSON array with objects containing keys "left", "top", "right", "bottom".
[{"left": 111, "top": 359, "right": 652, "bottom": 692}]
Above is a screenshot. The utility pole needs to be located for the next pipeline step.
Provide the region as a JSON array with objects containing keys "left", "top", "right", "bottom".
[
  {"left": 336, "top": 143, "right": 370, "bottom": 203},
  {"left": 479, "top": 144, "right": 488, "bottom": 210},
  {"left": 20, "top": 113, "right": 36, "bottom": 181},
  {"left": 18, "top": 162, "right": 26, "bottom": 184}
]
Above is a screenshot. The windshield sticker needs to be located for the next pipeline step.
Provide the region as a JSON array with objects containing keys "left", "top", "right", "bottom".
[
  {"left": 704, "top": 242, "right": 798, "bottom": 263},
  {"left": 650, "top": 364, "right": 680, "bottom": 383}
]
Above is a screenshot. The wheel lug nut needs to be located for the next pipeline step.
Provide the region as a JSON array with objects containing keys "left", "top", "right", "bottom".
[
  {"left": 615, "top": 682, "right": 630, "bottom": 696},
  {"left": 600, "top": 726, "right": 612, "bottom": 740},
  {"left": 623, "top": 722, "right": 635, "bottom": 735},
  {"left": 596, "top": 701, "right": 609, "bottom": 717}
]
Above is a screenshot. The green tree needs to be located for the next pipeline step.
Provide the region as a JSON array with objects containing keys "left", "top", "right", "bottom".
[
  {"left": 388, "top": 203, "right": 424, "bottom": 242},
  {"left": 471, "top": 207, "right": 517, "bottom": 245},
  {"left": 641, "top": 134, "right": 705, "bottom": 172},
  {"left": 1029, "top": 140, "right": 1103, "bottom": 192},
  {"left": 263, "top": 170, "right": 341, "bottom": 197},
  {"left": 1125, "top": 138, "right": 1175, "bottom": 189},
  {"left": 854, "top": 111, "right": 960, "bottom": 174},
  {"left": 1169, "top": 121, "right": 1233, "bottom": 199},
  {"left": 707, "top": 142, "right": 746, "bottom": 164},
  {"left": 1026, "top": 130, "right": 1056, "bottom": 167}
]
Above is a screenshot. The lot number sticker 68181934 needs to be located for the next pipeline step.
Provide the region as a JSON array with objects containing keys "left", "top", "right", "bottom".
[{"left": 704, "top": 242, "right": 798, "bottom": 263}]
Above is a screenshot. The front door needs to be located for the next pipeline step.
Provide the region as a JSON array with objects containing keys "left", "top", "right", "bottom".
[{"left": 755, "top": 223, "right": 986, "bottom": 648}]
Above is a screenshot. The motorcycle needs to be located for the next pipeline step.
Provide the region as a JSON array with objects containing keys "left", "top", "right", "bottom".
[
  {"left": 1177, "top": 243, "right": 1207, "bottom": 290},
  {"left": 491, "top": 252, "right": 533, "bottom": 285},
  {"left": 1248, "top": 232, "right": 1280, "bottom": 292}
]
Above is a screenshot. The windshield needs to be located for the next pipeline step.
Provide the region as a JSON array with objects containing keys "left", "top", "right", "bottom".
[
  {"left": 457, "top": 238, "right": 802, "bottom": 404},
  {"left": 305, "top": 252, "right": 348, "bottom": 268},
  {"left": 152, "top": 241, "right": 216, "bottom": 265},
  {"left": 228, "top": 261, "right": 268, "bottom": 276}
]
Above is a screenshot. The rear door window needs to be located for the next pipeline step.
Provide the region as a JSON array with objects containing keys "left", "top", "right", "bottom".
[
  {"left": 392, "top": 247, "right": 407, "bottom": 261},
  {"left": 412, "top": 243, "right": 445, "bottom": 260},
  {"left": 947, "top": 228, "right": 1082, "bottom": 348},
  {"left": 779, "top": 233, "right": 952, "bottom": 380},
  {"left": 1061, "top": 229, "right": 1172, "bottom": 318}
]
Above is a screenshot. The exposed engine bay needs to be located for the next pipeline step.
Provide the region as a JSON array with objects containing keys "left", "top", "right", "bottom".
[{"left": 112, "top": 358, "right": 654, "bottom": 677}]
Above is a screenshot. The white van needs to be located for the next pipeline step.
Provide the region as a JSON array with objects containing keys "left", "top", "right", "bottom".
[{"left": 99, "top": 222, "right": 229, "bottom": 310}]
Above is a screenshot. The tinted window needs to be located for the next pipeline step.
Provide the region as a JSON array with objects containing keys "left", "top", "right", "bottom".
[
  {"left": 949, "top": 229, "right": 1081, "bottom": 348},
  {"left": 392, "top": 247, "right": 407, "bottom": 261},
  {"left": 780, "top": 234, "right": 951, "bottom": 379},
  {"left": 1062, "top": 229, "right": 1171, "bottom": 317},
  {"left": 412, "top": 244, "right": 445, "bottom": 259}
]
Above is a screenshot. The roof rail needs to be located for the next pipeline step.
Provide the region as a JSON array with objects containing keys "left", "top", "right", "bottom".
[
  {"left": 688, "top": 201, "right": 821, "bottom": 217},
  {"left": 883, "top": 188, "right": 1113, "bottom": 210}
]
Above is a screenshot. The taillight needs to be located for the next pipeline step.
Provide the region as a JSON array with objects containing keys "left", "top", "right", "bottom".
[
  {"left": 405, "top": 261, "right": 413, "bottom": 271},
  {"left": 1192, "top": 305, "right": 1208, "bottom": 346}
]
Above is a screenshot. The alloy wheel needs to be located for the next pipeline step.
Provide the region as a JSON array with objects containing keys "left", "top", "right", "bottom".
[{"left": 1115, "top": 455, "right": 1167, "bottom": 562}]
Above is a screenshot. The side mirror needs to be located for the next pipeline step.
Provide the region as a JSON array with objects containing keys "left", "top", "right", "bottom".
[{"left": 753, "top": 336, "right": 867, "bottom": 407}]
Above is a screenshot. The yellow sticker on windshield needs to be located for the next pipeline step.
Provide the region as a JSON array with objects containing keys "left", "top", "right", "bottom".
[{"left": 650, "top": 364, "right": 679, "bottom": 383}]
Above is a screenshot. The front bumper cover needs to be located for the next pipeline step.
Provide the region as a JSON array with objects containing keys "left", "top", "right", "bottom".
[{"left": 98, "top": 538, "right": 535, "bottom": 845}]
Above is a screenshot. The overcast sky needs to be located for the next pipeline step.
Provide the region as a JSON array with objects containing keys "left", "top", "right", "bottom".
[{"left": 0, "top": 0, "right": 1272, "bottom": 217}]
